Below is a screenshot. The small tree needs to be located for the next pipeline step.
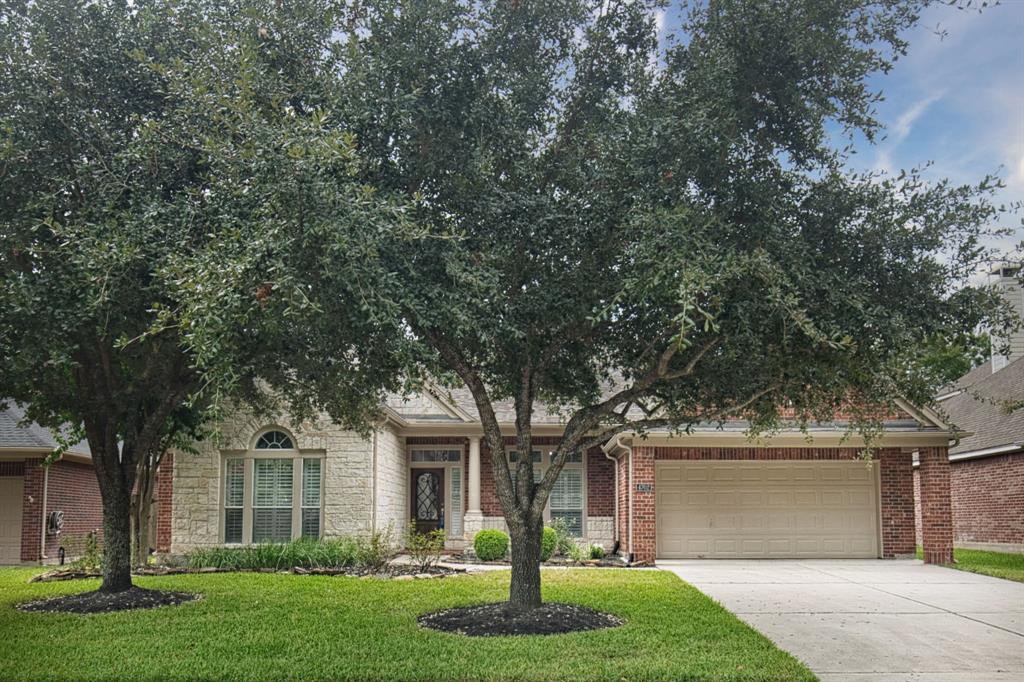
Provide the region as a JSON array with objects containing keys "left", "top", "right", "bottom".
[{"left": 0, "top": 0, "right": 390, "bottom": 593}]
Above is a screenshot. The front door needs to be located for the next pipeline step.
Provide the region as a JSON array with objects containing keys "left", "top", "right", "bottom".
[{"left": 412, "top": 468, "right": 444, "bottom": 534}]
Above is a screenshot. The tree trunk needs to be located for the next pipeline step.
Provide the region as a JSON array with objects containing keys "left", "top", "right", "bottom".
[
  {"left": 98, "top": 471, "right": 134, "bottom": 593},
  {"left": 508, "top": 516, "right": 543, "bottom": 610},
  {"left": 131, "top": 457, "right": 158, "bottom": 568}
]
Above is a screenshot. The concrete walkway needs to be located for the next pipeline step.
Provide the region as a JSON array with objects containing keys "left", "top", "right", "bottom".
[{"left": 660, "top": 559, "right": 1024, "bottom": 681}]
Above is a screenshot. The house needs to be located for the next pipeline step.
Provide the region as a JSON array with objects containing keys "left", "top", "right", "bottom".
[
  {"left": 919, "top": 263, "right": 1024, "bottom": 554},
  {"left": 0, "top": 402, "right": 104, "bottom": 564},
  {"left": 162, "top": 386, "right": 960, "bottom": 565}
]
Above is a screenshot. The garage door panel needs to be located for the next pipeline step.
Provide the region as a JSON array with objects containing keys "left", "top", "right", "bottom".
[
  {"left": 0, "top": 477, "right": 24, "bottom": 564},
  {"left": 656, "top": 460, "right": 879, "bottom": 559}
]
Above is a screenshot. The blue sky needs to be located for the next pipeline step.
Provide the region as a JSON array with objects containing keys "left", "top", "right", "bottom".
[{"left": 657, "top": 1, "right": 1024, "bottom": 264}]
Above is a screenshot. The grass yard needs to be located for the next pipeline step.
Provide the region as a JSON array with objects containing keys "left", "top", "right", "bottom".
[
  {"left": 919, "top": 547, "right": 1024, "bottom": 583},
  {"left": 0, "top": 567, "right": 813, "bottom": 682}
]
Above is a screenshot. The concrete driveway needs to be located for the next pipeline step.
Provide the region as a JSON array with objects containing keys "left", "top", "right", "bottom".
[{"left": 660, "top": 559, "right": 1024, "bottom": 681}]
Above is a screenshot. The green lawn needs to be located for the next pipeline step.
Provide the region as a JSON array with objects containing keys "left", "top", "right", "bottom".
[
  {"left": 920, "top": 547, "right": 1024, "bottom": 583},
  {"left": 0, "top": 568, "right": 813, "bottom": 682}
]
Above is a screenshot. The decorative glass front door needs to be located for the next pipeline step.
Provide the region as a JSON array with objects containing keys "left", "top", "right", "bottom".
[{"left": 412, "top": 468, "right": 444, "bottom": 534}]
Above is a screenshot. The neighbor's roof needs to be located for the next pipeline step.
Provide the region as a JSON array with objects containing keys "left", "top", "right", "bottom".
[
  {"left": 939, "top": 357, "right": 1024, "bottom": 457},
  {"left": 0, "top": 401, "right": 91, "bottom": 457}
]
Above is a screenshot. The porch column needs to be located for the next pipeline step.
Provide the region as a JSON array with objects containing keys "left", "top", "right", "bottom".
[
  {"left": 918, "top": 446, "right": 954, "bottom": 564},
  {"left": 464, "top": 437, "right": 484, "bottom": 539}
]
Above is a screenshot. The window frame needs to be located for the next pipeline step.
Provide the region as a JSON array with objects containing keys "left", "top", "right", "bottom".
[
  {"left": 219, "top": 429, "right": 324, "bottom": 545},
  {"left": 506, "top": 446, "right": 587, "bottom": 537}
]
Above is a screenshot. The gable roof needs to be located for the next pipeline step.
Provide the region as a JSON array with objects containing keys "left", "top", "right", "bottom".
[
  {"left": 938, "top": 357, "right": 1024, "bottom": 457},
  {"left": 0, "top": 401, "right": 91, "bottom": 457}
]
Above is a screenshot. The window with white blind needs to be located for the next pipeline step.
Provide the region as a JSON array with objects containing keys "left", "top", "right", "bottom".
[
  {"left": 507, "top": 448, "right": 585, "bottom": 536},
  {"left": 224, "top": 458, "right": 244, "bottom": 543},
  {"left": 252, "top": 458, "right": 293, "bottom": 542},
  {"left": 301, "top": 458, "right": 321, "bottom": 538},
  {"left": 222, "top": 430, "right": 323, "bottom": 544},
  {"left": 449, "top": 467, "right": 462, "bottom": 537}
]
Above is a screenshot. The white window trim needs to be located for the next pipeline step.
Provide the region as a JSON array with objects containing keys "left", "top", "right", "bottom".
[
  {"left": 408, "top": 444, "right": 466, "bottom": 539},
  {"left": 220, "top": 433, "right": 325, "bottom": 545},
  {"left": 506, "top": 446, "right": 587, "bottom": 537}
]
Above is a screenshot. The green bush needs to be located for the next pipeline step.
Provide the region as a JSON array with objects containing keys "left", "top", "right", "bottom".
[
  {"left": 548, "top": 518, "right": 576, "bottom": 556},
  {"left": 540, "top": 527, "right": 557, "bottom": 561},
  {"left": 589, "top": 544, "right": 606, "bottom": 560},
  {"left": 185, "top": 533, "right": 396, "bottom": 572},
  {"left": 473, "top": 529, "right": 509, "bottom": 561},
  {"left": 406, "top": 521, "right": 446, "bottom": 571}
]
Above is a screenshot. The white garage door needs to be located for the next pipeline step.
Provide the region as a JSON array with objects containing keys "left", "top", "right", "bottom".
[
  {"left": 656, "top": 460, "right": 879, "bottom": 559},
  {"left": 0, "top": 477, "right": 24, "bottom": 564}
]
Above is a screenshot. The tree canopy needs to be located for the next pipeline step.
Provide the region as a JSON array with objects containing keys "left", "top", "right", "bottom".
[
  {"left": 174, "top": 0, "right": 1017, "bottom": 608},
  {"left": 0, "top": 0, "right": 395, "bottom": 591}
]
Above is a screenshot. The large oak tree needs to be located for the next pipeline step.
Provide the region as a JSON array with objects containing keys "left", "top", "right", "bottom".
[
  {"left": 0, "top": 0, "right": 403, "bottom": 593},
  {"left": 179, "top": 0, "right": 1017, "bottom": 610}
]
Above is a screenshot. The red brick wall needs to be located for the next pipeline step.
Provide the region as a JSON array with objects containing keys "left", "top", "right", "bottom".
[
  {"left": 918, "top": 446, "right": 953, "bottom": 564},
  {"left": 20, "top": 459, "right": 43, "bottom": 561},
  {"left": 913, "top": 468, "right": 923, "bottom": 545},
  {"left": 616, "top": 453, "right": 628, "bottom": 549},
  {"left": 878, "top": 449, "right": 915, "bottom": 557},
  {"left": 950, "top": 453, "right": 1024, "bottom": 546},
  {"left": 915, "top": 451, "right": 1024, "bottom": 548},
  {"left": 586, "top": 447, "right": 614, "bottom": 516},
  {"left": 43, "top": 459, "right": 103, "bottom": 560},
  {"left": 155, "top": 453, "right": 174, "bottom": 553},
  {"left": 631, "top": 447, "right": 656, "bottom": 563},
  {"left": 624, "top": 446, "right": 916, "bottom": 562}
]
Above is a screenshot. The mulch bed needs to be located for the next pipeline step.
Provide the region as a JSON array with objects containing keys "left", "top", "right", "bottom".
[
  {"left": 418, "top": 602, "right": 623, "bottom": 637},
  {"left": 17, "top": 587, "right": 201, "bottom": 614},
  {"left": 30, "top": 564, "right": 462, "bottom": 583}
]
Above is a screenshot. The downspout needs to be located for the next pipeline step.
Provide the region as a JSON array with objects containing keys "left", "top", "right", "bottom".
[
  {"left": 602, "top": 434, "right": 634, "bottom": 563},
  {"left": 39, "top": 462, "right": 50, "bottom": 561}
]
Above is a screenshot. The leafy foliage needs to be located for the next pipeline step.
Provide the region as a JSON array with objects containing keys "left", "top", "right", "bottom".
[
  {"left": 405, "top": 522, "right": 446, "bottom": 571},
  {"left": 473, "top": 530, "right": 510, "bottom": 562},
  {"left": 540, "top": 527, "right": 558, "bottom": 562}
]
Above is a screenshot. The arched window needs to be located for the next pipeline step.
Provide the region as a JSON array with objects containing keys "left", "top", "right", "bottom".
[
  {"left": 255, "top": 430, "right": 294, "bottom": 450},
  {"left": 222, "top": 428, "right": 322, "bottom": 544}
]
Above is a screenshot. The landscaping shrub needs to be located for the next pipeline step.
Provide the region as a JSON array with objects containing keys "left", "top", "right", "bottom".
[
  {"left": 185, "top": 529, "right": 397, "bottom": 572},
  {"left": 354, "top": 524, "right": 398, "bottom": 572},
  {"left": 549, "top": 518, "right": 576, "bottom": 556},
  {"left": 406, "top": 521, "right": 446, "bottom": 571},
  {"left": 540, "top": 527, "right": 557, "bottom": 561},
  {"left": 186, "top": 538, "right": 361, "bottom": 571},
  {"left": 589, "top": 544, "right": 606, "bottom": 560},
  {"left": 567, "top": 542, "right": 586, "bottom": 563},
  {"left": 68, "top": 531, "right": 103, "bottom": 572},
  {"left": 473, "top": 529, "right": 509, "bottom": 561}
]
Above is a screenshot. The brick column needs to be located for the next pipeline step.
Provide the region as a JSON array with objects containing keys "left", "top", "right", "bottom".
[
  {"left": 155, "top": 453, "right": 174, "bottom": 553},
  {"left": 878, "top": 449, "right": 915, "bottom": 558},
  {"left": 631, "top": 447, "right": 656, "bottom": 564},
  {"left": 918, "top": 446, "right": 954, "bottom": 564},
  {"left": 20, "top": 459, "right": 43, "bottom": 562}
]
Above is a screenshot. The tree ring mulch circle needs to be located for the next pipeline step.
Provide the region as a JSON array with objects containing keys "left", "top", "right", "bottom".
[
  {"left": 418, "top": 602, "right": 623, "bottom": 637},
  {"left": 17, "top": 587, "right": 201, "bottom": 614}
]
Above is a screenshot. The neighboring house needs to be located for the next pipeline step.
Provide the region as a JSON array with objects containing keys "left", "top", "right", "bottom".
[
  {"left": 0, "top": 402, "right": 104, "bottom": 564},
  {"left": 163, "top": 386, "right": 959, "bottom": 565},
  {"left": 920, "top": 264, "right": 1024, "bottom": 554}
]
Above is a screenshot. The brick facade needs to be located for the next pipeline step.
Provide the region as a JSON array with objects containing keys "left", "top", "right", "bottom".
[
  {"left": 878, "top": 449, "right": 916, "bottom": 557},
  {"left": 42, "top": 459, "right": 103, "bottom": 560},
  {"left": 19, "top": 459, "right": 43, "bottom": 562},
  {"left": 913, "top": 451, "right": 1024, "bottom": 550},
  {"left": 619, "top": 445, "right": 925, "bottom": 564},
  {"left": 917, "top": 446, "right": 954, "bottom": 564},
  {"left": 156, "top": 454, "right": 174, "bottom": 553},
  {"left": 14, "top": 458, "right": 102, "bottom": 563}
]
